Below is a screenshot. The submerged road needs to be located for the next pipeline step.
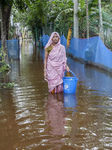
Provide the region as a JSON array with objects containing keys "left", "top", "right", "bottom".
[{"left": 0, "top": 42, "right": 112, "bottom": 150}]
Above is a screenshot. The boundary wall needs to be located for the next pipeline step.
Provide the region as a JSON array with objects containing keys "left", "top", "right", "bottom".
[{"left": 41, "top": 34, "right": 112, "bottom": 72}]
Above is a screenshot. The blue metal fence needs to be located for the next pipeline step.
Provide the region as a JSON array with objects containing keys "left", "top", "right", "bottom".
[
  {"left": 0, "top": 39, "right": 20, "bottom": 60},
  {"left": 42, "top": 34, "right": 50, "bottom": 47},
  {"left": 42, "top": 34, "right": 112, "bottom": 72}
]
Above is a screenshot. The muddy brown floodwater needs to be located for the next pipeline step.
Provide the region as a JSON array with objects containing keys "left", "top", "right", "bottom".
[{"left": 0, "top": 41, "right": 112, "bottom": 150}]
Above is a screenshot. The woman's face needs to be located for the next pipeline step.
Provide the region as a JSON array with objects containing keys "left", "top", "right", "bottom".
[{"left": 52, "top": 33, "right": 59, "bottom": 44}]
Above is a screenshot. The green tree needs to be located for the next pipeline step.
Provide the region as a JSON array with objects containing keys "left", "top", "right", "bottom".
[
  {"left": 12, "top": 0, "right": 73, "bottom": 39},
  {"left": 78, "top": 0, "right": 112, "bottom": 39},
  {"left": 12, "top": 0, "right": 49, "bottom": 39},
  {"left": 50, "top": 0, "right": 74, "bottom": 37},
  {"left": 9, "top": 0, "right": 112, "bottom": 44},
  {"left": 0, "top": 0, "right": 32, "bottom": 64}
]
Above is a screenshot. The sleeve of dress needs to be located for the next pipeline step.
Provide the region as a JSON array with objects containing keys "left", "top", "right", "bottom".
[
  {"left": 45, "top": 47, "right": 49, "bottom": 52},
  {"left": 45, "top": 45, "right": 53, "bottom": 54}
]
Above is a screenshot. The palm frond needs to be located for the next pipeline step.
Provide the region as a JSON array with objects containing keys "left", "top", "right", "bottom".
[{"left": 55, "top": 8, "right": 73, "bottom": 22}]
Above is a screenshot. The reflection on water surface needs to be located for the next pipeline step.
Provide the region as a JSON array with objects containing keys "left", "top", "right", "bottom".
[{"left": 0, "top": 42, "right": 112, "bottom": 150}]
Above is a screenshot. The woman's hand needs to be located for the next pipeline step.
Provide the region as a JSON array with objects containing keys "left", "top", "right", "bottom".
[
  {"left": 66, "top": 65, "right": 70, "bottom": 72},
  {"left": 44, "top": 70, "right": 47, "bottom": 80}
]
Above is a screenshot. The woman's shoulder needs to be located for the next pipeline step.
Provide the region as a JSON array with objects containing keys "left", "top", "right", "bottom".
[
  {"left": 45, "top": 45, "right": 52, "bottom": 52},
  {"left": 60, "top": 44, "right": 65, "bottom": 49}
]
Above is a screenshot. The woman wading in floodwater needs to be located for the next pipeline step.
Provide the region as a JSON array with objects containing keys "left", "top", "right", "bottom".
[{"left": 44, "top": 32, "right": 70, "bottom": 93}]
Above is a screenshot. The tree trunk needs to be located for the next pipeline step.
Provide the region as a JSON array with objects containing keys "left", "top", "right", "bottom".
[
  {"left": 1, "top": 6, "right": 7, "bottom": 52},
  {"left": 0, "top": 8, "right": 1, "bottom": 41},
  {"left": 1, "top": 5, "right": 12, "bottom": 64},
  {"left": 42, "top": 26, "right": 45, "bottom": 35},
  {"left": 50, "top": 21, "right": 52, "bottom": 35},
  {"left": 98, "top": 0, "right": 104, "bottom": 42},
  {"left": 6, "top": 6, "right": 12, "bottom": 40},
  {"left": 73, "top": 0, "right": 79, "bottom": 38},
  {"left": 86, "top": 0, "right": 89, "bottom": 38}
]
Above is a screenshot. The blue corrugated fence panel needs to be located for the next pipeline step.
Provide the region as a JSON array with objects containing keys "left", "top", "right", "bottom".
[
  {"left": 95, "top": 37, "right": 112, "bottom": 69},
  {"left": 60, "top": 34, "right": 67, "bottom": 49},
  {"left": 69, "top": 38, "right": 85, "bottom": 59},
  {"left": 84, "top": 36, "right": 99, "bottom": 62},
  {"left": 0, "top": 39, "right": 20, "bottom": 60},
  {"left": 7, "top": 39, "right": 20, "bottom": 59},
  {"left": 42, "top": 34, "right": 112, "bottom": 71},
  {"left": 42, "top": 34, "right": 50, "bottom": 47}
]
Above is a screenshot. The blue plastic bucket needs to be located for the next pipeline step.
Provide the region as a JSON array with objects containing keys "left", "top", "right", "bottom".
[{"left": 63, "top": 70, "right": 78, "bottom": 93}]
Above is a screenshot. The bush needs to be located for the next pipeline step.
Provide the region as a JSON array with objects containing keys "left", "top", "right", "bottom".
[
  {"left": 105, "top": 35, "right": 112, "bottom": 51},
  {"left": 0, "top": 48, "right": 14, "bottom": 88},
  {"left": 0, "top": 48, "right": 10, "bottom": 73}
]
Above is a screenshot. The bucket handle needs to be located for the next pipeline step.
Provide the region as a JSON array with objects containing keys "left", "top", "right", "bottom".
[{"left": 64, "top": 70, "right": 77, "bottom": 78}]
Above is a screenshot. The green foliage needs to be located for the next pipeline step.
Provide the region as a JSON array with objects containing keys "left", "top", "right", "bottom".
[
  {"left": 11, "top": 0, "right": 112, "bottom": 47},
  {"left": 8, "top": 26, "right": 16, "bottom": 39},
  {"left": 0, "top": 83, "right": 15, "bottom": 88},
  {"left": 78, "top": 0, "right": 112, "bottom": 40},
  {"left": 50, "top": 0, "right": 74, "bottom": 37},
  {"left": 0, "top": 48, "right": 14, "bottom": 88},
  {"left": 12, "top": 0, "right": 51, "bottom": 39},
  {"left": 12, "top": 0, "right": 74, "bottom": 38},
  {"left": 0, "top": 48, "right": 10, "bottom": 73},
  {"left": 0, "top": 0, "right": 34, "bottom": 10},
  {"left": 105, "top": 35, "right": 112, "bottom": 51}
]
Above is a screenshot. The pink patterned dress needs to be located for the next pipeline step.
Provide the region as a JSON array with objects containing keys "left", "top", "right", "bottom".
[{"left": 45, "top": 32, "right": 67, "bottom": 93}]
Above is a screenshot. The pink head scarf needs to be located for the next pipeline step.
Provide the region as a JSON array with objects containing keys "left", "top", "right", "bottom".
[{"left": 45, "top": 32, "right": 60, "bottom": 49}]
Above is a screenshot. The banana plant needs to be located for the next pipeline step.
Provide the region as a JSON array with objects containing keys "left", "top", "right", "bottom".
[
  {"left": 49, "top": 0, "right": 74, "bottom": 37},
  {"left": 78, "top": 0, "right": 112, "bottom": 39}
]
